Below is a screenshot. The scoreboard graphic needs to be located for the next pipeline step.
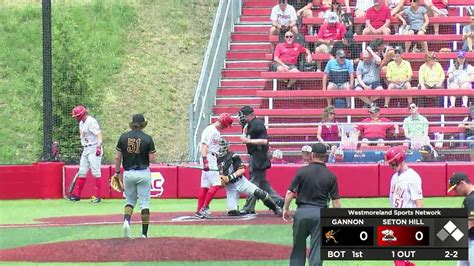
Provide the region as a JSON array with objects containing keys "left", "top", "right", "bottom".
[{"left": 321, "top": 208, "right": 468, "bottom": 260}]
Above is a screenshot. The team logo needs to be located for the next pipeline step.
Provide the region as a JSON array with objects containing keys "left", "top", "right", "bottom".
[
  {"left": 150, "top": 172, "right": 165, "bottom": 197},
  {"left": 325, "top": 229, "right": 339, "bottom": 243},
  {"left": 382, "top": 229, "right": 397, "bottom": 242}
]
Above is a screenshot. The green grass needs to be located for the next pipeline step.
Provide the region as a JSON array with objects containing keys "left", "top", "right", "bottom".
[
  {"left": 0, "top": 198, "right": 465, "bottom": 265},
  {"left": 0, "top": 0, "right": 136, "bottom": 164},
  {"left": 0, "top": 0, "right": 218, "bottom": 164}
]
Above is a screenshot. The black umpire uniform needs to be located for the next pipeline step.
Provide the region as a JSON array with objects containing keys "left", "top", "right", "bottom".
[
  {"left": 283, "top": 143, "right": 341, "bottom": 266},
  {"left": 239, "top": 106, "right": 284, "bottom": 214}
]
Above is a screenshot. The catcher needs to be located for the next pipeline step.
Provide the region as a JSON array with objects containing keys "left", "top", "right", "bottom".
[
  {"left": 217, "top": 138, "right": 282, "bottom": 216},
  {"left": 113, "top": 114, "right": 156, "bottom": 238}
]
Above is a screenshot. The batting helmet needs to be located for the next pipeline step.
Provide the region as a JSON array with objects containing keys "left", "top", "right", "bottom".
[
  {"left": 217, "top": 113, "right": 233, "bottom": 128},
  {"left": 218, "top": 138, "right": 229, "bottom": 157},
  {"left": 71, "top": 105, "right": 87, "bottom": 121},
  {"left": 385, "top": 146, "right": 406, "bottom": 164}
]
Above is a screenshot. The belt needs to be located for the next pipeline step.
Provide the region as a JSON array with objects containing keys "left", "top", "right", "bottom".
[
  {"left": 127, "top": 167, "right": 147, "bottom": 171},
  {"left": 298, "top": 203, "right": 327, "bottom": 208},
  {"left": 84, "top": 143, "right": 98, "bottom": 147}
]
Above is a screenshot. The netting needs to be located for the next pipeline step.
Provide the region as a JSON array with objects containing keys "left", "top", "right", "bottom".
[{"left": 218, "top": 1, "right": 474, "bottom": 164}]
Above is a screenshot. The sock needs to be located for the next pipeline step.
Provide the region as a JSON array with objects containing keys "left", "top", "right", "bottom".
[
  {"left": 197, "top": 187, "right": 209, "bottom": 211},
  {"left": 94, "top": 178, "right": 102, "bottom": 198},
  {"left": 141, "top": 209, "right": 150, "bottom": 236},
  {"left": 124, "top": 204, "right": 133, "bottom": 224},
  {"left": 202, "top": 186, "right": 220, "bottom": 208},
  {"left": 74, "top": 178, "right": 86, "bottom": 197}
]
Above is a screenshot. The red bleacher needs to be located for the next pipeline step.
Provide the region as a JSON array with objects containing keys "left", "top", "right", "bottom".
[{"left": 216, "top": 0, "right": 474, "bottom": 157}]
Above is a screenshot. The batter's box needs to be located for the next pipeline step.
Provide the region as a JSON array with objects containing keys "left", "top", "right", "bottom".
[{"left": 172, "top": 214, "right": 257, "bottom": 222}]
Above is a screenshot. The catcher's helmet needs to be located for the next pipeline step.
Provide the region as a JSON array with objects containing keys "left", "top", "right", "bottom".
[
  {"left": 217, "top": 113, "right": 233, "bottom": 128},
  {"left": 385, "top": 146, "right": 406, "bottom": 164},
  {"left": 71, "top": 105, "right": 87, "bottom": 121},
  {"left": 218, "top": 138, "right": 229, "bottom": 157}
]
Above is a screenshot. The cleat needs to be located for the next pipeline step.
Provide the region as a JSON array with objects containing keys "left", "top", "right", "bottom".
[
  {"left": 123, "top": 221, "right": 131, "bottom": 238},
  {"left": 67, "top": 195, "right": 80, "bottom": 202},
  {"left": 273, "top": 206, "right": 283, "bottom": 216},
  {"left": 227, "top": 210, "right": 240, "bottom": 216},
  {"left": 239, "top": 209, "right": 256, "bottom": 215},
  {"left": 197, "top": 207, "right": 211, "bottom": 219},
  {"left": 90, "top": 196, "right": 101, "bottom": 203},
  {"left": 141, "top": 234, "right": 147, "bottom": 238}
]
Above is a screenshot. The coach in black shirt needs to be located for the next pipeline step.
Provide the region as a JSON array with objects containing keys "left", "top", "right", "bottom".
[
  {"left": 283, "top": 143, "right": 341, "bottom": 266},
  {"left": 447, "top": 172, "right": 474, "bottom": 265},
  {"left": 239, "top": 105, "right": 284, "bottom": 214}
]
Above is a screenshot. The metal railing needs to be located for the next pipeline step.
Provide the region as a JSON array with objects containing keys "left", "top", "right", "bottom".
[{"left": 188, "top": 0, "right": 243, "bottom": 161}]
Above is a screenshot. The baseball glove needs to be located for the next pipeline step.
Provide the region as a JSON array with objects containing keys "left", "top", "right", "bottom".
[
  {"left": 110, "top": 173, "right": 123, "bottom": 192},
  {"left": 220, "top": 175, "right": 230, "bottom": 186}
]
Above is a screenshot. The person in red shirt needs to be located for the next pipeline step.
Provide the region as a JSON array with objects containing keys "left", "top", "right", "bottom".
[
  {"left": 362, "top": 0, "right": 391, "bottom": 35},
  {"left": 357, "top": 105, "right": 399, "bottom": 146},
  {"left": 425, "top": 0, "right": 448, "bottom": 35},
  {"left": 273, "top": 31, "right": 312, "bottom": 88},
  {"left": 315, "top": 11, "right": 346, "bottom": 70}
]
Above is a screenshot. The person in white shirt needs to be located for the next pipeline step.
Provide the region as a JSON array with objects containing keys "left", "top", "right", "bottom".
[
  {"left": 68, "top": 105, "right": 103, "bottom": 203},
  {"left": 447, "top": 51, "right": 474, "bottom": 108},
  {"left": 270, "top": 0, "right": 298, "bottom": 50},
  {"left": 195, "top": 113, "right": 234, "bottom": 219}
]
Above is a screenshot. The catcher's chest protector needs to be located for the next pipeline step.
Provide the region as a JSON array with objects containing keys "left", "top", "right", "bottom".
[{"left": 218, "top": 152, "right": 235, "bottom": 176}]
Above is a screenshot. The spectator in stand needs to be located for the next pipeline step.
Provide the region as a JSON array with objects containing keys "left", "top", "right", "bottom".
[
  {"left": 317, "top": 106, "right": 341, "bottom": 144},
  {"left": 345, "top": 0, "right": 374, "bottom": 33},
  {"left": 384, "top": 46, "right": 414, "bottom": 108},
  {"left": 355, "top": 48, "right": 383, "bottom": 107},
  {"left": 458, "top": 106, "right": 474, "bottom": 150},
  {"left": 447, "top": 51, "right": 474, "bottom": 108},
  {"left": 270, "top": 0, "right": 299, "bottom": 51},
  {"left": 271, "top": 149, "right": 288, "bottom": 164},
  {"left": 357, "top": 105, "right": 399, "bottom": 146},
  {"left": 417, "top": 145, "right": 440, "bottom": 162},
  {"left": 396, "top": 0, "right": 429, "bottom": 53},
  {"left": 296, "top": 0, "right": 333, "bottom": 19},
  {"left": 425, "top": 0, "right": 448, "bottom": 35},
  {"left": 368, "top": 38, "right": 393, "bottom": 71},
  {"left": 315, "top": 12, "right": 346, "bottom": 70},
  {"left": 345, "top": 0, "right": 374, "bottom": 18},
  {"left": 300, "top": 145, "right": 313, "bottom": 164},
  {"left": 387, "top": 0, "right": 405, "bottom": 16},
  {"left": 462, "top": 17, "right": 474, "bottom": 52},
  {"left": 418, "top": 52, "right": 445, "bottom": 90},
  {"left": 403, "top": 102, "right": 430, "bottom": 149},
  {"left": 272, "top": 31, "right": 313, "bottom": 88},
  {"left": 362, "top": 0, "right": 392, "bottom": 35},
  {"left": 323, "top": 49, "right": 354, "bottom": 107},
  {"left": 324, "top": 0, "right": 345, "bottom": 22}
]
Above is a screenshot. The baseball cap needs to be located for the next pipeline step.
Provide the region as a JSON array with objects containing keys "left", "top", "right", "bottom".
[
  {"left": 301, "top": 145, "right": 312, "bottom": 153},
  {"left": 394, "top": 46, "right": 403, "bottom": 54},
  {"left": 239, "top": 105, "right": 254, "bottom": 116},
  {"left": 457, "top": 50, "right": 466, "bottom": 58},
  {"left": 447, "top": 172, "right": 470, "bottom": 192},
  {"left": 419, "top": 145, "right": 432, "bottom": 154},
  {"left": 327, "top": 12, "right": 338, "bottom": 23},
  {"left": 130, "top": 114, "right": 148, "bottom": 128},
  {"left": 335, "top": 49, "right": 345, "bottom": 58},
  {"left": 369, "top": 105, "right": 380, "bottom": 113},
  {"left": 311, "top": 143, "right": 328, "bottom": 155}
]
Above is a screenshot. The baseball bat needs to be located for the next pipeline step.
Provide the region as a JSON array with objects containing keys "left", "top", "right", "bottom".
[{"left": 67, "top": 172, "right": 80, "bottom": 194}]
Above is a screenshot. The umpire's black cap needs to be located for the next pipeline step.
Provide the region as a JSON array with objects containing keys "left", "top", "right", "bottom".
[
  {"left": 239, "top": 106, "right": 254, "bottom": 116},
  {"left": 311, "top": 143, "right": 328, "bottom": 155},
  {"left": 448, "top": 172, "right": 470, "bottom": 193},
  {"left": 130, "top": 114, "right": 148, "bottom": 129}
]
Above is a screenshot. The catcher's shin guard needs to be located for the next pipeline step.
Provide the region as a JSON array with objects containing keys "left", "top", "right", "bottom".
[{"left": 254, "top": 189, "right": 282, "bottom": 215}]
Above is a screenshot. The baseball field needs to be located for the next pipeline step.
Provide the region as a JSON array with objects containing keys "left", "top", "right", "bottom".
[{"left": 0, "top": 197, "right": 463, "bottom": 265}]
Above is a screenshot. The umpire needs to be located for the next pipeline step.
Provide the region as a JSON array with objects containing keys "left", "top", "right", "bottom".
[
  {"left": 115, "top": 114, "right": 156, "bottom": 238},
  {"left": 238, "top": 105, "right": 284, "bottom": 214},
  {"left": 447, "top": 172, "right": 474, "bottom": 265},
  {"left": 283, "top": 143, "right": 341, "bottom": 266}
]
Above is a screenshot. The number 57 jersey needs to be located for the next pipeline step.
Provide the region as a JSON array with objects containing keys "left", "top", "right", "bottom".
[{"left": 389, "top": 168, "right": 423, "bottom": 209}]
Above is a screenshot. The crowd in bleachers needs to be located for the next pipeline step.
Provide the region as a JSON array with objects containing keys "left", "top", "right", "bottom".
[{"left": 262, "top": 0, "right": 473, "bottom": 159}]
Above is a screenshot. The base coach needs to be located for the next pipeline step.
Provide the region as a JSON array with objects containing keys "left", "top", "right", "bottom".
[{"left": 282, "top": 143, "right": 341, "bottom": 266}]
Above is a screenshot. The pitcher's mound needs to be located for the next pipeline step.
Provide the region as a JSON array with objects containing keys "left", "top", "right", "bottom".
[{"left": 0, "top": 237, "right": 291, "bottom": 262}]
